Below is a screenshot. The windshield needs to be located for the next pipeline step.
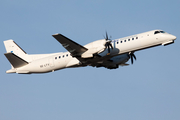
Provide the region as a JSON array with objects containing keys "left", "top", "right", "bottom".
[
  {"left": 154, "top": 31, "right": 166, "bottom": 34},
  {"left": 160, "top": 31, "right": 166, "bottom": 33},
  {"left": 154, "top": 31, "right": 160, "bottom": 34}
]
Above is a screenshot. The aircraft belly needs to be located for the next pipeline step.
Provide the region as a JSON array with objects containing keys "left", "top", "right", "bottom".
[
  {"left": 66, "top": 58, "right": 80, "bottom": 68},
  {"left": 16, "top": 57, "right": 55, "bottom": 73}
]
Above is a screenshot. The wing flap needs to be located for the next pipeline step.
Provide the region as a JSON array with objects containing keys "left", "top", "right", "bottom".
[
  {"left": 4, "top": 53, "right": 28, "bottom": 68},
  {"left": 52, "top": 34, "right": 88, "bottom": 56}
]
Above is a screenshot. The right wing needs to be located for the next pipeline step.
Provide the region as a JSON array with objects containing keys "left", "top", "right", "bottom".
[{"left": 52, "top": 34, "right": 88, "bottom": 57}]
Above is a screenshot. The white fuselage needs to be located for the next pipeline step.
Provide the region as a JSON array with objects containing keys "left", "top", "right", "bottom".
[{"left": 5, "top": 30, "right": 176, "bottom": 74}]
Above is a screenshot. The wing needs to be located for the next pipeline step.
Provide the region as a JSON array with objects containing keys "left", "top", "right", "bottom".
[
  {"left": 52, "top": 33, "right": 120, "bottom": 69},
  {"left": 52, "top": 34, "right": 88, "bottom": 57}
]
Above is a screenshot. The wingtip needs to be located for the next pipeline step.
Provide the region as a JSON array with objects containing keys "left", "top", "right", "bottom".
[{"left": 52, "top": 33, "right": 60, "bottom": 36}]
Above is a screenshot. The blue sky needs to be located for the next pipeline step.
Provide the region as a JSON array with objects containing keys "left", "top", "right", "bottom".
[{"left": 0, "top": 0, "right": 180, "bottom": 120}]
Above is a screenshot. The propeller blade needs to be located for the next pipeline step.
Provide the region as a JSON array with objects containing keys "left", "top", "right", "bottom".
[
  {"left": 132, "top": 53, "right": 136, "bottom": 60},
  {"left": 109, "top": 42, "right": 113, "bottom": 50},
  {"left": 129, "top": 52, "right": 137, "bottom": 64},
  {"left": 104, "top": 31, "right": 113, "bottom": 54},
  {"left": 107, "top": 45, "right": 110, "bottom": 53},
  {"left": 106, "top": 31, "right": 108, "bottom": 40},
  {"left": 130, "top": 55, "right": 133, "bottom": 64}
]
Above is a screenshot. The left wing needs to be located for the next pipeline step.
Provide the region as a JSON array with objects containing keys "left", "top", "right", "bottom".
[{"left": 52, "top": 34, "right": 88, "bottom": 57}]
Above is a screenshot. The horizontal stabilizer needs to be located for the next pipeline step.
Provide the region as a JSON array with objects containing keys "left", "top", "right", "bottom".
[{"left": 4, "top": 53, "right": 28, "bottom": 68}]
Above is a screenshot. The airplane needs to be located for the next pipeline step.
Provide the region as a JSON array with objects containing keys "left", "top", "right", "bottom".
[{"left": 3, "top": 30, "right": 176, "bottom": 74}]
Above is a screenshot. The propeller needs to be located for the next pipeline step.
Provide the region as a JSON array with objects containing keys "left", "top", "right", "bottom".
[
  {"left": 129, "top": 52, "right": 136, "bottom": 64},
  {"left": 104, "top": 32, "right": 113, "bottom": 55}
]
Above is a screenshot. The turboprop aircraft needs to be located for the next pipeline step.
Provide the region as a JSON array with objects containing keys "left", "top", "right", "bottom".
[{"left": 4, "top": 30, "right": 176, "bottom": 74}]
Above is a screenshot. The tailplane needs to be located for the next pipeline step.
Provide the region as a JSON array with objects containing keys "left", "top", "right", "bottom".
[{"left": 4, "top": 52, "right": 28, "bottom": 68}]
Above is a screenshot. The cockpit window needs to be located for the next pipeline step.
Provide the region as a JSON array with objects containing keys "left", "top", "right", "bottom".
[
  {"left": 160, "top": 31, "right": 166, "bottom": 33},
  {"left": 154, "top": 31, "right": 166, "bottom": 34},
  {"left": 154, "top": 31, "right": 160, "bottom": 34}
]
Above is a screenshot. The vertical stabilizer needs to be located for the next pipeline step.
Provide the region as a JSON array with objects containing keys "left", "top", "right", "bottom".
[
  {"left": 4, "top": 40, "right": 29, "bottom": 71},
  {"left": 4, "top": 40, "right": 27, "bottom": 59}
]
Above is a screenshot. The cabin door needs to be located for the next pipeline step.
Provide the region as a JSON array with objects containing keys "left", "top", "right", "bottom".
[{"left": 49, "top": 58, "right": 54, "bottom": 67}]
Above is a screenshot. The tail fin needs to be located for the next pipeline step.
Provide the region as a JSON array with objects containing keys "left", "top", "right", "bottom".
[
  {"left": 4, "top": 40, "right": 27, "bottom": 59},
  {"left": 4, "top": 40, "right": 29, "bottom": 70}
]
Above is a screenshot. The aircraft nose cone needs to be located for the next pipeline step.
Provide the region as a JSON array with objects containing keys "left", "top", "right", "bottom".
[{"left": 171, "top": 35, "right": 177, "bottom": 40}]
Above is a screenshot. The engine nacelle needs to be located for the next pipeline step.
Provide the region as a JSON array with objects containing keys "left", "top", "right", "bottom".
[
  {"left": 110, "top": 54, "right": 130, "bottom": 65},
  {"left": 81, "top": 39, "right": 106, "bottom": 58}
]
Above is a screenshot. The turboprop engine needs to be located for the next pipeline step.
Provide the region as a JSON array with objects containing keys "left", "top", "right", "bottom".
[
  {"left": 81, "top": 32, "right": 114, "bottom": 58},
  {"left": 81, "top": 39, "right": 107, "bottom": 58}
]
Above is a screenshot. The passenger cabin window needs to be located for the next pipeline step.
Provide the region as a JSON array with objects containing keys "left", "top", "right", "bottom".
[{"left": 132, "top": 38, "right": 134, "bottom": 40}]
